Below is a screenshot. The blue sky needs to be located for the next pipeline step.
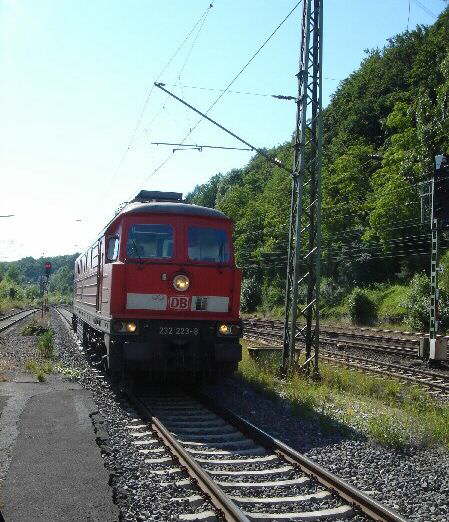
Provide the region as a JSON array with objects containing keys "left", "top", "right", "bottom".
[{"left": 0, "top": 0, "right": 447, "bottom": 261}]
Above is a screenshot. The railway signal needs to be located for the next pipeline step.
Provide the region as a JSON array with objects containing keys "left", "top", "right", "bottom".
[
  {"left": 44, "top": 262, "right": 52, "bottom": 276},
  {"left": 426, "top": 154, "right": 449, "bottom": 363},
  {"left": 434, "top": 154, "right": 449, "bottom": 226}
]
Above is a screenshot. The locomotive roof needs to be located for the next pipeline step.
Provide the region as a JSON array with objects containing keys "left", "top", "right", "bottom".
[{"left": 121, "top": 201, "right": 230, "bottom": 220}]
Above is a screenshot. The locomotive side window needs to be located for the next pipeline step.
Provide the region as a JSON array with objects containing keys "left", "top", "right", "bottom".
[
  {"left": 107, "top": 236, "right": 119, "bottom": 262},
  {"left": 126, "top": 224, "right": 173, "bottom": 259},
  {"left": 188, "top": 227, "right": 230, "bottom": 263},
  {"left": 92, "top": 244, "right": 99, "bottom": 268}
]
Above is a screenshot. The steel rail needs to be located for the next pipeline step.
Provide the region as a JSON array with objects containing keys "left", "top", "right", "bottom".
[
  {"left": 244, "top": 319, "right": 449, "bottom": 363},
  {"left": 0, "top": 309, "right": 38, "bottom": 332},
  {"left": 125, "top": 392, "right": 250, "bottom": 522},
  {"left": 245, "top": 317, "right": 426, "bottom": 340},
  {"left": 55, "top": 306, "right": 406, "bottom": 520},
  {"left": 320, "top": 352, "right": 449, "bottom": 395},
  {"left": 246, "top": 338, "right": 449, "bottom": 397},
  {"left": 244, "top": 327, "right": 420, "bottom": 363},
  {"left": 196, "top": 393, "right": 407, "bottom": 522}
]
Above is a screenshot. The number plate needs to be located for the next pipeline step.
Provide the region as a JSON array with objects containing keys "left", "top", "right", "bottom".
[{"left": 158, "top": 326, "right": 199, "bottom": 337}]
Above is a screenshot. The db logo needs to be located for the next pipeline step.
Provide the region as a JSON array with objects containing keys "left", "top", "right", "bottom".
[{"left": 169, "top": 296, "right": 190, "bottom": 310}]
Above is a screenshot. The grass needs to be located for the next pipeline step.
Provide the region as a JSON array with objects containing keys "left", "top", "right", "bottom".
[
  {"left": 22, "top": 324, "right": 56, "bottom": 382},
  {"left": 239, "top": 342, "right": 449, "bottom": 450},
  {"left": 25, "top": 359, "right": 54, "bottom": 382},
  {"left": 37, "top": 330, "right": 55, "bottom": 359},
  {"left": 22, "top": 318, "right": 49, "bottom": 336}
]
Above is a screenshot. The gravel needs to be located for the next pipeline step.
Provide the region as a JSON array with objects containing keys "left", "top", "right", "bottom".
[
  {"left": 51, "top": 310, "right": 219, "bottom": 521},
  {"left": 0, "top": 313, "right": 40, "bottom": 379},
  {"left": 204, "top": 377, "right": 449, "bottom": 521}
]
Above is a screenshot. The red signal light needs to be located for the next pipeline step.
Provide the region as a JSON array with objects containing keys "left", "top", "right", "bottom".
[{"left": 44, "top": 262, "right": 52, "bottom": 275}]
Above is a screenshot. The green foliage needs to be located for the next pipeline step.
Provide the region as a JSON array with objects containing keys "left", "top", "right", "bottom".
[
  {"left": 22, "top": 319, "right": 48, "bottom": 336},
  {"left": 37, "top": 330, "right": 55, "bottom": 359},
  {"left": 367, "top": 414, "right": 408, "bottom": 449},
  {"left": 403, "top": 272, "right": 430, "bottom": 330},
  {"left": 25, "top": 359, "right": 54, "bottom": 382},
  {"left": 402, "top": 273, "right": 449, "bottom": 331},
  {"left": 0, "top": 254, "right": 75, "bottom": 313},
  {"left": 239, "top": 343, "right": 449, "bottom": 449},
  {"left": 347, "top": 288, "right": 377, "bottom": 325},
  {"left": 376, "top": 284, "right": 409, "bottom": 323},
  {"left": 48, "top": 266, "right": 73, "bottom": 295},
  {"left": 240, "top": 277, "right": 261, "bottom": 312}
]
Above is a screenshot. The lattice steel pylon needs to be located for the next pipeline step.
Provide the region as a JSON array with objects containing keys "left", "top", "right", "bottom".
[{"left": 282, "top": 0, "right": 323, "bottom": 377}]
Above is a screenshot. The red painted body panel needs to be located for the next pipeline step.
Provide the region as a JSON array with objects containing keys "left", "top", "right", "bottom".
[{"left": 74, "top": 207, "right": 242, "bottom": 324}]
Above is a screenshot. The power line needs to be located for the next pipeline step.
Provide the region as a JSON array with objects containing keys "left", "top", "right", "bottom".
[
  {"left": 154, "top": 83, "right": 290, "bottom": 171},
  {"left": 161, "top": 83, "right": 294, "bottom": 98},
  {"left": 110, "top": 2, "right": 214, "bottom": 188},
  {"left": 142, "top": 0, "right": 303, "bottom": 184},
  {"left": 151, "top": 142, "right": 252, "bottom": 151},
  {"left": 146, "top": 7, "right": 214, "bottom": 138},
  {"left": 184, "top": 0, "right": 303, "bottom": 136},
  {"left": 411, "top": 0, "right": 438, "bottom": 19}
]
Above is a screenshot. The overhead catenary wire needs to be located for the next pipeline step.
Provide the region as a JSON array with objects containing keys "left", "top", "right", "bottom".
[
  {"left": 151, "top": 142, "right": 252, "bottom": 151},
  {"left": 109, "top": 2, "right": 214, "bottom": 190},
  {"left": 411, "top": 0, "right": 437, "bottom": 19},
  {"left": 146, "top": 6, "right": 215, "bottom": 139},
  {"left": 142, "top": 0, "right": 303, "bottom": 184},
  {"left": 153, "top": 83, "right": 290, "bottom": 172}
]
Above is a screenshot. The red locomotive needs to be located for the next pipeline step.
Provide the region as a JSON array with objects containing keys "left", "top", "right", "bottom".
[{"left": 72, "top": 191, "right": 242, "bottom": 381}]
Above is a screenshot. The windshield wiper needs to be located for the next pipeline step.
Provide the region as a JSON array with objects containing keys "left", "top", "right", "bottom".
[{"left": 131, "top": 239, "right": 144, "bottom": 264}]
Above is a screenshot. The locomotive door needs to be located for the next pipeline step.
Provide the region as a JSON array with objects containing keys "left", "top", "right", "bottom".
[{"left": 96, "top": 239, "right": 104, "bottom": 311}]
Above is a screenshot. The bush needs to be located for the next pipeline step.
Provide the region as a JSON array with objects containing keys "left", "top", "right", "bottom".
[
  {"left": 404, "top": 273, "right": 430, "bottom": 331},
  {"left": 261, "top": 279, "right": 284, "bottom": 312},
  {"left": 240, "top": 276, "right": 261, "bottom": 312},
  {"left": 347, "top": 288, "right": 377, "bottom": 325},
  {"left": 320, "top": 277, "right": 346, "bottom": 307}
]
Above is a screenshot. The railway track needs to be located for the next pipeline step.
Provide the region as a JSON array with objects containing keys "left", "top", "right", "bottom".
[
  {"left": 243, "top": 319, "right": 422, "bottom": 359},
  {"left": 126, "top": 391, "right": 407, "bottom": 522},
  {"left": 0, "top": 309, "right": 38, "bottom": 332},
  {"left": 244, "top": 321, "right": 449, "bottom": 399},
  {"left": 53, "top": 307, "right": 406, "bottom": 521}
]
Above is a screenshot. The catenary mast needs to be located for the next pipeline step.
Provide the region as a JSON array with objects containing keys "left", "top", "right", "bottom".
[{"left": 282, "top": 0, "right": 323, "bottom": 377}]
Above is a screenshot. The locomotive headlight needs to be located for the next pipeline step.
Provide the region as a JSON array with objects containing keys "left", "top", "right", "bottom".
[
  {"left": 126, "top": 321, "right": 137, "bottom": 333},
  {"left": 217, "top": 323, "right": 241, "bottom": 336},
  {"left": 218, "top": 324, "right": 231, "bottom": 335},
  {"left": 173, "top": 274, "right": 190, "bottom": 292}
]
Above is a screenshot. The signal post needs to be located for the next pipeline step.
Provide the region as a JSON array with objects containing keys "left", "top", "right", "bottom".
[
  {"left": 425, "top": 155, "right": 449, "bottom": 363},
  {"left": 41, "top": 261, "right": 52, "bottom": 318}
]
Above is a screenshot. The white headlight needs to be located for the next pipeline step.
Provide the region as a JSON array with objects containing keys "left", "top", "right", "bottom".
[{"left": 173, "top": 274, "right": 190, "bottom": 292}]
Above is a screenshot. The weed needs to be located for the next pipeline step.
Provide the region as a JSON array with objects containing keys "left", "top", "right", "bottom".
[
  {"left": 37, "top": 330, "right": 55, "bottom": 359},
  {"left": 55, "top": 365, "right": 81, "bottom": 381},
  {"left": 238, "top": 341, "right": 449, "bottom": 450},
  {"left": 36, "top": 371, "right": 46, "bottom": 382},
  {"left": 367, "top": 414, "right": 407, "bottom": 449},
  {"left": 25, "top": 359, "right": 53, "bottom": 382},
  {"left": 22, "top": 319, "right": 48, "bottom": 336}
]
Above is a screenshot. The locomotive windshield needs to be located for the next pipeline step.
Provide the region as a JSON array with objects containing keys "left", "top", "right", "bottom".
[
  {"left": 126, "top": 224, "right": 173, "bottom": 259},
  {"left": 188, "top": 226, "right": 230, "bottom": 263}
]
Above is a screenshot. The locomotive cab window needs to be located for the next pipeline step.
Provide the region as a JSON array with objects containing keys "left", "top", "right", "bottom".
[
  {"left": 188, "top": 227, "right": 230, "bottom": 263},
  {"left": 126, "top": 224, "right": 173, "bottom": 259},
  {"left": 107, "top": 236, "right": 119, "bottom": 262}
]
